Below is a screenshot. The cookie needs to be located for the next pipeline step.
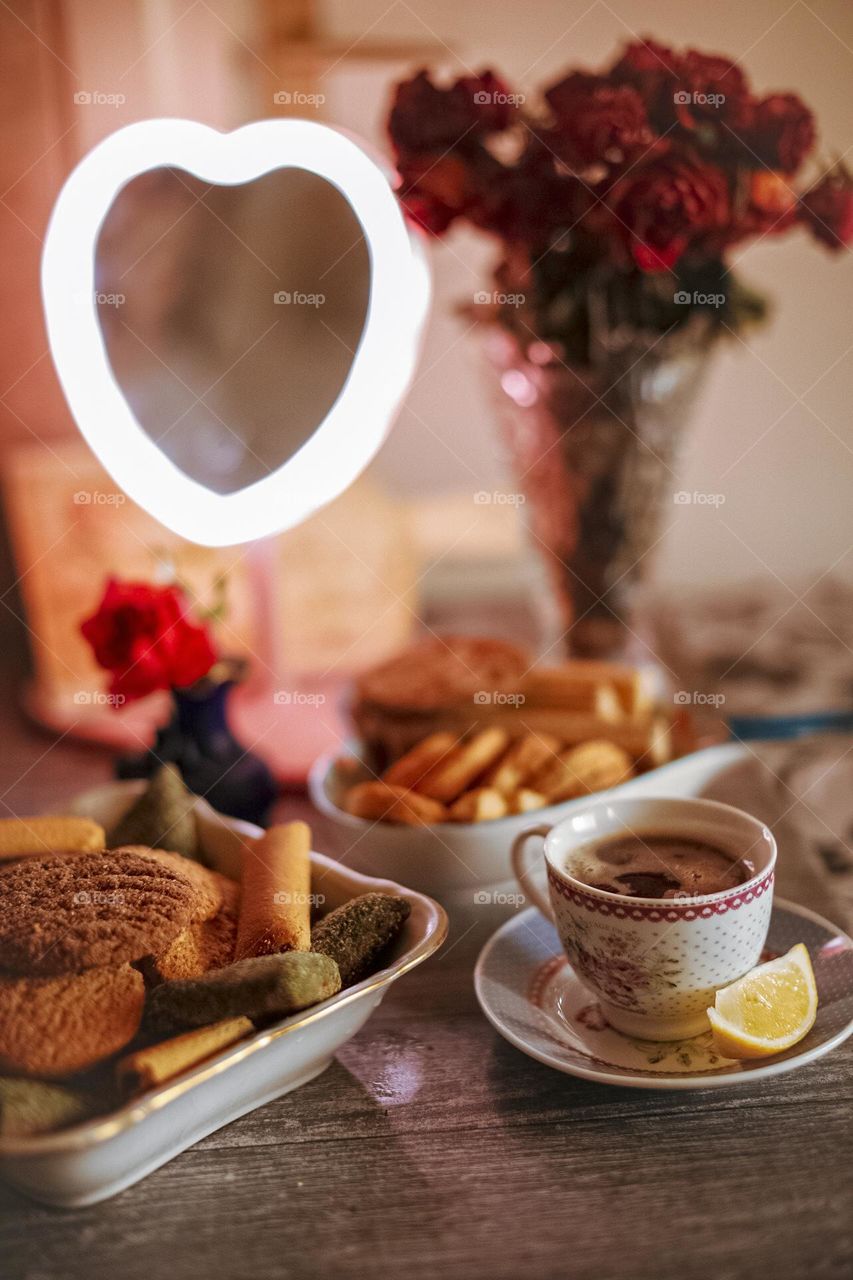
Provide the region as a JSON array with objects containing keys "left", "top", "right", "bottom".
[
  {"left": 109, "top": 764, "right": 199, "bottom": 861},
  {"left": 355, "top": 635, "right": 529, "bottom": 711},
  {"left": 143, "top": 875, "right": 240, "bottom": 982},
  {"left": 0, "top": 850, "right": 201, "bottom": 976},
  {"left": 120, "top": 847, "right": 225, "bottom": 922},
  {"left": 0, "top": 965, "right": 145, "bottom": 1077}
]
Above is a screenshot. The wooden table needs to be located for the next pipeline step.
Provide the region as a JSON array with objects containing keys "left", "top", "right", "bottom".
[{"left": 1, "top": 684, "right": 851, "bottom": 1280}]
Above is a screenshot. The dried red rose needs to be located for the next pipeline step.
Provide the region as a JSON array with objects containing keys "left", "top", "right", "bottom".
[
  {"left": 388, "top": 69, "right": 516, "bottom": 156},
  {"left": 743, "top": 94, "right": 815, "bottom": 172},
  {"left": 800, "top": 166, "right": 853, "bottom": 249},
  {"left": 81, "top": 579, "right": 217, "bottom": 704},
  {"left": 609, "top": 154, "right": 730, "bottom": 272},
  {"left": 673, "top": 50, "right": 752, "bottom": 134},
  {"left": 609, "top": 38, "right": 682, "bottom": 130},
  {"left": 545, "top": 72, "right": 653, "bottom": 167}
]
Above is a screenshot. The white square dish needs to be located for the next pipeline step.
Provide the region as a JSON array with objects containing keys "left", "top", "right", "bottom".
[{"left": 0, "top": 782, "right": 447, "bottom": 1207}]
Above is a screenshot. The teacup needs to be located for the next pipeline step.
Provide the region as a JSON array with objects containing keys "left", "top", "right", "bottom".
[{"left": 512, "top": 795, "right": 776, "bottom": 1040}]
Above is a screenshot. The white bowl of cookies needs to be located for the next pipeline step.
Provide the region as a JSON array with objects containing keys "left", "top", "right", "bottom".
[
  {"left": 310, "top": 635, "right": 691, "bottom": 900},
  {"left": 0, "top": 777, "right": 446, "bottom": 1206}
]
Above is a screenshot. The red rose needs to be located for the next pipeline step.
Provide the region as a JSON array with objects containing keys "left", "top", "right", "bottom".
[
  {"left": 743, "top": 94, "right": 815, "bottom": 172},
  {"left": 545, "top": 72, "right": 654, "bottom": 167},
  {"left": 800, "top": 166, "right": 853, "bottom": 249},
  {"left": 81, "top": 579, "right": 217, "bottom": 705},
  {"left": 609, "top": 155, "right": 730, "bottom": 271},
  {"left": 389, "top": 69, "right": 516, "bottom": 156},
  {"left": 673, "top": 50, "right": 752, "bottom": 133},
  {"left": 609, "top": 38, "right": 681, "bottom": 129}
]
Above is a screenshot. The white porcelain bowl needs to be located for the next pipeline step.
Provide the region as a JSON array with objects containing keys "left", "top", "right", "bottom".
[
  {"left": 309, "top": 746, "right": 700, "bottom": 901},
  {"left": 0, "top": 781, "right": 447, "bottom": 1207}
]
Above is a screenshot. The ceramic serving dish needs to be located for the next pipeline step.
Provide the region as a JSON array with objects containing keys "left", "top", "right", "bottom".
[
  {"left": 309, "top": 741, "right": 702, "bottom": 901},
  {"left": 0, "top": 782, "right": 447, "bottom": 1208}
]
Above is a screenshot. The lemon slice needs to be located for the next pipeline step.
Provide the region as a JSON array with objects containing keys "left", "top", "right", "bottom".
[{"left": 707, "top": 943, "right": 818, "bottom": 1059}]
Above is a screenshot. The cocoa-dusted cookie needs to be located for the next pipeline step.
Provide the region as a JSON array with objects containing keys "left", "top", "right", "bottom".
[
  {"left": 0, "top": 964, "right": 145, "bottom": 1077},
  {"left": 0, "top": 850, "right": 201, "bottom": 976},
  {"left": 142, "top": 874, "right": 240, "bottom": 983},
  {"left": 119, "top": 847, "right": 225, "bottom": 922}
]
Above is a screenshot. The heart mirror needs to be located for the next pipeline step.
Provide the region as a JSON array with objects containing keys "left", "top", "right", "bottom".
[{"left": 42, "top": 119, "right": 429, "bottom": 546}]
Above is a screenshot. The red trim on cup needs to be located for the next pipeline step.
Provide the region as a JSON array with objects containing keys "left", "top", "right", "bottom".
[{"left": 546, "top": 864, "right": 774, "bottom": 921}]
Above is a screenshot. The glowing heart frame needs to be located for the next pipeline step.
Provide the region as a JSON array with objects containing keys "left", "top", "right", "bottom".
[{"left": 42, "top": 118, "right": 429, "bottom": 546}]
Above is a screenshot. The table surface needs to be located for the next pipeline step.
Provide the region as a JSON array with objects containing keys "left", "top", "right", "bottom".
[{"left": 1, "top": 684, "right": 852, "bottom": 1280}]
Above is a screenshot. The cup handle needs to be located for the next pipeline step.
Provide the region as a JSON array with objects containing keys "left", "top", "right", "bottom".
[{"left": 511, "top": 824, "right": 555, "bottom": 922}]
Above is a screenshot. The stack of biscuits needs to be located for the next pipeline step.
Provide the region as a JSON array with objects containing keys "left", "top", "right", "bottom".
[
  {"left": 0, "top": 830, "right": 240, "bottom": 1080},
  {"left": 344, "top": 636, "right": 677, "bottom": 825}
]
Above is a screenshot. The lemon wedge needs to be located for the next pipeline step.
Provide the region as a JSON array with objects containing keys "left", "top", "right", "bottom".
[{"left": 707, "top": 943, "right": 818, "bottom": 1059}]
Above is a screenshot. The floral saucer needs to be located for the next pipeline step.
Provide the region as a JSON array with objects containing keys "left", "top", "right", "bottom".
[{"left": 474, "top": 899, "right": 853, "bottom": 1089}]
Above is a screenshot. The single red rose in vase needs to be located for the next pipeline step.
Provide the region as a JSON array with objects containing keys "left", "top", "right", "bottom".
[{"left": 80, "top": 579, "right": 217, "bottom": 705}]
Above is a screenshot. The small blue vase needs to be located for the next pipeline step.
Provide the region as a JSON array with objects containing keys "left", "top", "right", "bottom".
[{"left": 116, "top": 665, "right": 277, "bottom": 826}]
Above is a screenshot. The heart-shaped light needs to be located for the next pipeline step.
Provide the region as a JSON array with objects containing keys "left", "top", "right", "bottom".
[{"left": 42, "top": 118, "right": 429, "bottom": 546}]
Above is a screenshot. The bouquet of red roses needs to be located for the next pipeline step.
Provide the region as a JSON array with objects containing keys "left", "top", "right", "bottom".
[{"left": 388, "top": 38, "right": 851, "bottom": 364}]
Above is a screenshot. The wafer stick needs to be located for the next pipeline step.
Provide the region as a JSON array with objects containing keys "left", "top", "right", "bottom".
[
  {"left": 383, "top": 731, "right": 457, "bottom": 789},
  {"left": 0, "top": 816, "right": 105, "bottom": 861},
  {"left": 235, "top": 821, "right": 312, "bottom": 960},
  {"left": 415, "top": 728, "right": 510, "bottom": 803},
  {"left": 521, "top": 662, "right": 652, "bottom": 716},
  {"left": 483, "top": 732, "right": 561, "bottom": 794},
  {"left": 344, "top": 781, "right": 447, "bottom": 826},
  {"left": 117, "top": 1017, "right": 253, "bottom": 1094}
]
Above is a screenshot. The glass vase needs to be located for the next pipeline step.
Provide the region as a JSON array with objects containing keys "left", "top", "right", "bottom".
[{"left": 485, "top": 324, "right": 714, "bottom": 658}]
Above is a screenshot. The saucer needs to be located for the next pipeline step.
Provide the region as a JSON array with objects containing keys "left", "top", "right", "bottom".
[{"left": 474, "top": 899, "right": 853, "bottom": 1089}]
